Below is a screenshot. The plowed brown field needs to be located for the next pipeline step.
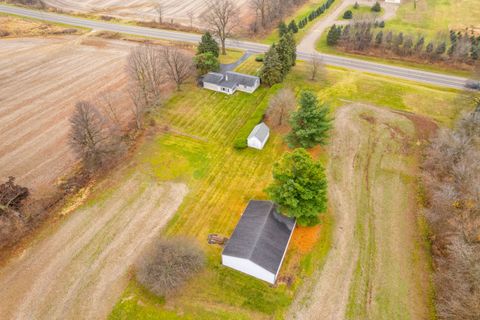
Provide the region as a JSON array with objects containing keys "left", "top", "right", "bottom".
[{"left": 0, "top": 36, "right": 132, "bottom": 196}]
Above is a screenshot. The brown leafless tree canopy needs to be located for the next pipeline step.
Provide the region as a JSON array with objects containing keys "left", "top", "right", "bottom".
[
  {"left": 136, "top": 237, "right": 205, "bottom": 296},
  {"left": 69, "top": 101, "right": 112, "bottom": 170},
  {"left": 309, "top": 54, "right": 326, "bottom": 81},
  {"left": 249, "top": 0, "right": 306, "bottom": 33},
  {"left": 422, "top": 109, "right": 480, "bottom": 320},
  {"left": 160, "top": 46, "right": 194, "bottom": 91},
  {"left": 0, "top": 177, "right": 29, "bottom": 214},
  {"left": 266, "top": 88, "right": 296, "bottom": 127},
  {"left": 127, "top": 44, "right": 165, "bottom": 108},
  {"left": 201, "top": 0, "right": 239, "bottom": 55}
]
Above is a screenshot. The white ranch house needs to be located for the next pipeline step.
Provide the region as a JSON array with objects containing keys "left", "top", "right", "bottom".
[
  {"left": 222, "top": 200, "right": 296, "bottom": 284},
  {"left": 202, "top": 71, "right": 260, "bottom": 95},
  {"left": 247, "top": 122, "right": 270, "bottom": 150}
]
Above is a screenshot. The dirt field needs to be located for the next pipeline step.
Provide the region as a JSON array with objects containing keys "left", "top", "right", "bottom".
[
  {"left": 0, "top": 174, "right": 187, "bottom": 320},
  {"left": 288, "top": 104, "right": 433, "bottom": 319},
  {"left": 0, "top": 36, "right": 133, "bottom": 196},
  {"left": 41, "top": 0, "right": 250, "bottom": 26}
]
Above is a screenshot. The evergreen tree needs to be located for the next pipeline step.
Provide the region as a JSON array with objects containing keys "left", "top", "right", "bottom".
[
  {"left": 327, "top": 24, "right": 341, "bottom": 46},
  {"left": 287, "top": 90, "right": 332, "bottom": 148},
  {"left": 471, "top": 44, "right": 479, "bottom": 60},
  {"left": 379, "top": 20, "right": 385, "bottom": 28},
  {"left": 371, "top": 1, "right": 381, "bottom": 12},
  {"left": 195, "top": 52, "right": 219, "bottom": 74},
  {"left": 266, "top": 148, "right": 328, "bottom": 226},
  {"left": 435, "top": 41, "right": 446, "bottom": 56},
  {"left": 277, "top": 31, "right": 297, "bottom": 73},
  {"left": 415, "top": 36, "right": 425, "bottom": 53},
  {"left": 426, "top": 42, "right": 434, "bottom": 54},
  {"left": 343, "top": 10, "right": 353, "bottom": 19},
  {"left": 197, "top": 32, "right": 219, "bottom": 57},
  {"left": 278, "top": 21, "right": 288, "bottom": 38},
  {"left": 353, "top": 1, "right": 359, "bottom": 9},
  {"left": 288, "top": 20, "right": 299, "bottom": 33},
  {"left": 375, "top": 31, "right": 383, "bottom": 46},
  {"left": 260, "top": 44, "right": 284, "bottom": 86}
]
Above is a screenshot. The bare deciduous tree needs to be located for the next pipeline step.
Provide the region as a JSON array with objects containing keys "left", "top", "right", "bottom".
[
  {"left": 154, "top": 1, "right": 164, "bottom": 24},
  {"left": 422, "top": 109, "right": 480, "bottom": 320},
  {"left": 266, "top": 88, "right": 296, "bottom": 127},
  {"left": 127, "top": 43, "right": 165, "bottom": 109},
  {"left": 201, "top": 0, "right": 239, "bottom": 55},
  {"left": 309, "top": 53, "right": 326, "bottom": 81},
  {"left": 187, "top": 9, "right": 195, "bottom": 28},
  {"left": 161, "top": 46, "right": 194, "bottom": 91},
  {"left": 69, "top": 101, "right": 111, "bottom": 169},
  {"left": 136, "top": 237, "right": 205, "bottom": 296},
  {"left": 128, "top": 87, "right": 148, "bottom": 130}
]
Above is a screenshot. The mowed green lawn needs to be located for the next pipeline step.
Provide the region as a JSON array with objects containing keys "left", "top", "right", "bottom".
[
  {"left": 387, "top": 0, "right": 480, "bottom": 38},
  {"left": 109, "top": 57, "right": 470, "bottom": 319}
]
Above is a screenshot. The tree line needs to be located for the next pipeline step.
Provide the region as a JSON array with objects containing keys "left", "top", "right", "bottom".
[
  {"left": 260, "top": 32, "right": 297, "bottom": 86},
  {"left": 327, "top": 22, "right": 480, "bottom": 65},
  {"left": 276, "top": 0, "right": 335, "bottom": 36},
  {"left": 422, "top": 100, "right": 480, "bottom": 319}
]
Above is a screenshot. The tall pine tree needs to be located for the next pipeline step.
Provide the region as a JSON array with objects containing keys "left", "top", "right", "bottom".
[
  {"left": 276, "top": 32, "right": 297, "bottom": 76},
  {"left": 287, "top": 90, "right": 332, "bottom": 148},
  {"left": 278, "top": 21, "right": 288, "bottom": 38},
  {"left": 197, "top": 32, "right": 219, "bottom": 57},
  {"left": 260, "top": 44, "right": 284, "bottom": 87}
]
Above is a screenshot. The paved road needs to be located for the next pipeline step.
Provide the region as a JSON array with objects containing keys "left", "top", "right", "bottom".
[{"left": 0, "top": 4, "right": 468, "bottom": 89}]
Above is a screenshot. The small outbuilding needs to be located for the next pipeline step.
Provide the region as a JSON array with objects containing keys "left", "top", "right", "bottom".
[
  {"left": 222, "top": 200, "right": 296, "bottom": 284},
  {"left": 247, "top": 122, "right": 270, "bottom": 150},
  {"left": 202, "top": 71, "right": 260, "bottom": 95}
]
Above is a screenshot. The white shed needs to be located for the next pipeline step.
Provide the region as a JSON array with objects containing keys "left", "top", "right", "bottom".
[
  {"left": 247, "top": 122, "right": 270, "bottom": 150},
  {"left": 222, "top": 200, "right": 296, "bottom": 284}
]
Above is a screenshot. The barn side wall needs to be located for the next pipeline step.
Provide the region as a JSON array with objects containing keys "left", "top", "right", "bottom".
[{"left": 222, "top": 255, "right": 275, "bottom": 284}]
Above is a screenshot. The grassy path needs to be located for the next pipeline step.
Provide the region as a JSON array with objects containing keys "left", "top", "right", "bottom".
[{"left": 288, "top": 104, "right": 434, "bottom": 319}]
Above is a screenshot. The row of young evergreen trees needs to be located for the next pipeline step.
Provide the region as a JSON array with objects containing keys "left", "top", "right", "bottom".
[
  {"left": 260, "top": 32, "right": 297, "bottom": 86},
  {"left": 278, "top": 0, "right": 335, "bottom": 36},
  {"left": 327, "top": 23, "right": 480, "bottom": 63}
]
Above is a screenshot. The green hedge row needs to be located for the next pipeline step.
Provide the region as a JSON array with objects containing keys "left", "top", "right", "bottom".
[{"left": 233, "top": 84, "right": 282, "bottom": 149}]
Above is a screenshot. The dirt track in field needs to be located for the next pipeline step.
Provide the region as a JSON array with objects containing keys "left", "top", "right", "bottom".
[
  {"left": 0, "top": 36, "right": 132, "bottom": 196},
  {"left": 288, "top": 104, "right": 432, "bottom": 320},
  {"left": 0, "top": 175, "right": 187, "bottom": 320}
]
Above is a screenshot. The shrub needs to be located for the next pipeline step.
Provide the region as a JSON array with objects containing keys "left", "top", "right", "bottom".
[
  {"left": 343, "top": 10, "right": 353, "bottom": 19},
  {"left": 255, "top": 54, "right": 264, "bottom": 62},
  {"left": 136, "top": 237, "right": 205, "bottom": 296},
  {"left": 371, "top": 1, "right": 381, "bottom": 12},
  {"left": 379, "top": 20, "right": 385, "bottom": 28},
  {"left": 353, "top": 2, "right": 359, "bottom": 9}
]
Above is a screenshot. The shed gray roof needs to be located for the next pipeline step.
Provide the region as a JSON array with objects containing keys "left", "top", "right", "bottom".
[
  {"left": 203, "top": 72, "right": 224, "bottom": 85},
  {"left": 223, "top": 200, "right": 296, "bottom": 274},
  {"left": 248, "top": 122, "right": 269, "bottom": 143},
  {"left": 226, "top": 71, "right": 259, "bottom": 88}
]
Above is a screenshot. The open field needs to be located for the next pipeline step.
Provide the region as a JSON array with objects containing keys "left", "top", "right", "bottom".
[
  {"left": 0, "top": 14, "right": 84, "bottom": 37},
  {"left": 0, "top": 36, "right": 133, "bottom": 196},
  {"left": 288, "top": 104, "right": 435, "bottom": 319},
  {"left": 387, "top": 0, "right": 480, "bottom": 37},
  {"left": 0, "top": 173, "right": 187, "bottom": 319},
  {"left": 109, "top": 57, "right": 471, "bottom": 318},
  {"left": 40, "top": 0, "right": 250, "bottom": 27}
]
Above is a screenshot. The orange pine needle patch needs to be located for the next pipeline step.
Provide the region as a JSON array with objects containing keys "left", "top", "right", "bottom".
[{"left": 291, "top": 224, "right": 322, "bottom": 254}]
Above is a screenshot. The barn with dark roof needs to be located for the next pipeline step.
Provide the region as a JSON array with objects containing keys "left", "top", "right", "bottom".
[{"left": 222, "top": 200, "right": 296, "bottom": 284}]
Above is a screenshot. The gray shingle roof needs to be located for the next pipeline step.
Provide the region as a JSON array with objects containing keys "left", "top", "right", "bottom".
[
  {"left": 203, "top": 72, "right": 224, "bottom": 85},
  {"left": 248, "top": 122, "right": 269, "bottom": 143},
  {"left": 226, "top": 71, "right": 259, "bottom": 88},
  {"left": 223, "top": 200, "right": 296, "bottom": 274}
]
